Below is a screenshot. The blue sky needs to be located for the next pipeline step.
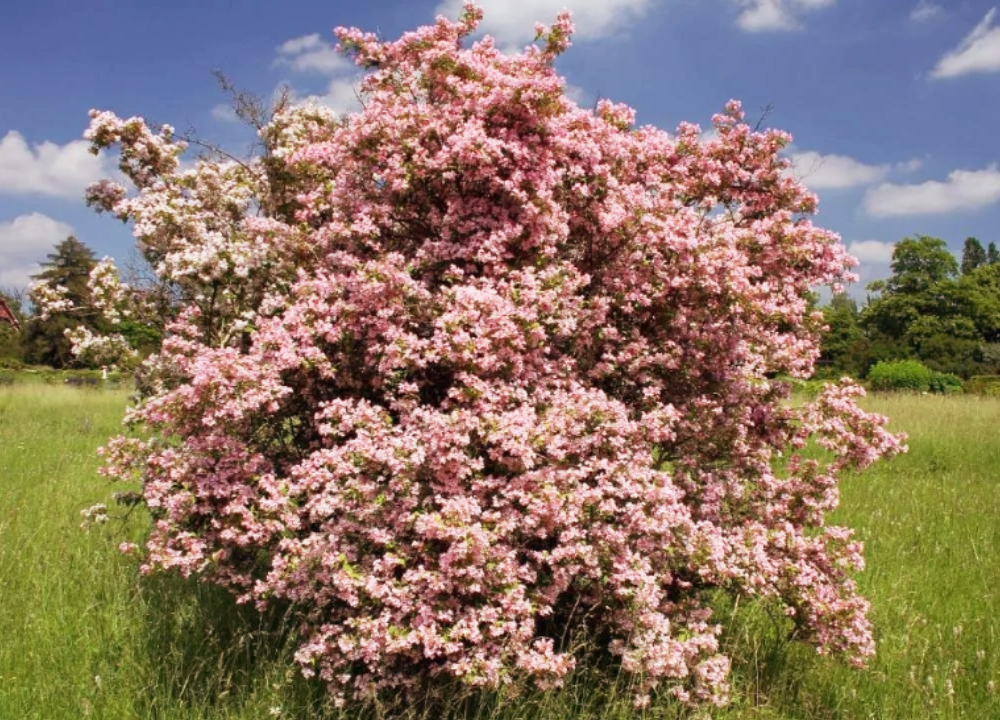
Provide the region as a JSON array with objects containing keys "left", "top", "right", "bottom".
[{"left": 2, "top": 0, "right": 1000, "bottom": 301}]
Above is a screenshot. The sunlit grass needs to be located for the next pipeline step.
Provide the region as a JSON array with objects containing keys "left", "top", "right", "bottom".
[
  {"left": 713, "top": 394, "right": 1000, "bottom": 719},
  {"left": 1, "top": 385, "right": 998, "bottom": 719}
]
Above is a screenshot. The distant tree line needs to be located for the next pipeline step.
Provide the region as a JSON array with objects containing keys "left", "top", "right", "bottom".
[{"left": 819, "top": 236, "right": 1000, "bottom": 379}]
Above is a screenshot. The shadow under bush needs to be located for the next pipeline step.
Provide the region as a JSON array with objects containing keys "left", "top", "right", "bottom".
[
  {"left": 129, "top": 568, "right": 751, "bottom": 720},
  {"left": 709, "top": 592, "right": 849, "bottom": 720},
  {"left": 133, "top": 571, "right": 334, "bottom": 718}
]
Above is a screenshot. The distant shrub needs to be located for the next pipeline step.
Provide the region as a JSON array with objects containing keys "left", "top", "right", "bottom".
[
  {"left": 867, "top": 360, "right": 933, "bottom": 393},
  {"left": 964, "top": 375, "right": 1000, "bottom": 397},
  {"left": 928, "top": 372, "right": 963, "bottom": 395},
  {"left": 34, "top": 368, "right": 106, "bottom": 386}
]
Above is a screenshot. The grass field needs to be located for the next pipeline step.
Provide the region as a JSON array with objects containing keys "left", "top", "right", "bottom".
[{"left": 1, "top": 385, "right": 998, "bottom": 719}]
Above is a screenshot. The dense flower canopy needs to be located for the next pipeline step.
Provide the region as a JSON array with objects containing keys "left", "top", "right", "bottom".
[{"left": 77, "top": 3, "right": 904, "bottom": 708}]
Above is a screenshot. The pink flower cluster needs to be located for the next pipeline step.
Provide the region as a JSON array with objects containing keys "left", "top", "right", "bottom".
[{"left": 92, "top": 3, "right": 905, "bottom": 708}]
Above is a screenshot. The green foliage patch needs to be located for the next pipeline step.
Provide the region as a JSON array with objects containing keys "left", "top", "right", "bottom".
[
  {"left": 864, "top": 360, "right": 962, "bottom": 395},
  {"left": 963, "top": 375, "right": 1000, "bottom": 397},
  {"left": 866, "top": 359, "right": 934, "bottom": 392}
]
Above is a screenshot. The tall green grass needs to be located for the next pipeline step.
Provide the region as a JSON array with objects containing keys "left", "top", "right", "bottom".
[
  {"left": 708, "top": 393, "right": 1000, "bottom": 719},
  {"left": 0, "top": 386, "right": 329, "bottom": 719},
  {"left": 2, "top": 386, "right": 998, "bottom": 719}
]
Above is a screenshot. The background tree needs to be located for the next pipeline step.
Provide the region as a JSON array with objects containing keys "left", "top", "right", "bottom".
[
  {"left": 961, "top": 237, "right": 987, "bottom": 275},
  {"left": 818, "top": 292, "right": 871, "bottom": 377},
  {"left": 885, "top": 235, "right": 958, "bottom": 294},
  {"left": 24, "top": 236, "right": 105, "bottom": 368},
  {"left": 989, "top": 241, "right": 1000, "bottom": 266},
  {"left": 859, "top": 236, "right": 1000, "bottom": 377},
  {"left": 0, "top": 287, "right": 26, "bottom": 363}
]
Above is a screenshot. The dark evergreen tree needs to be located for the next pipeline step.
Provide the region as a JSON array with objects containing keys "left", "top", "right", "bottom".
[
  {"left": 988, "top": 241, "right": 1000, "bottom": 266},
  {"left": 23, "top": 236, "right": 102, "bottom": 368},
  {"left": 818, "top": 293, "right": 871, "bottom": 377},
  {"left": 961, "top": 237, "right": 987, "bottom": 275}
]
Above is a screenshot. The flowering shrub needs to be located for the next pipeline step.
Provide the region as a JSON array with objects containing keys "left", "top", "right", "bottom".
[{"left": 86, "top": 3, "right": 905, "bottom": 709}]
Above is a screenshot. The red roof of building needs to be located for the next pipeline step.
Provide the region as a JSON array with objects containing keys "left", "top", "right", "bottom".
[{"left": 0, "top": 297, "right": 20, "bottom": 331}]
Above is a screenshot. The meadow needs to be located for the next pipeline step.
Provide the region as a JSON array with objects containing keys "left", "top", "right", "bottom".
[{"left": 1, "top": 384, "right": 998, "bottom": 719}]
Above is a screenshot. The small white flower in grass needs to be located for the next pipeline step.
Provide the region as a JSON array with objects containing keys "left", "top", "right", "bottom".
[{"left": 80, "top": 503, "right": 109, "bottom": 529}]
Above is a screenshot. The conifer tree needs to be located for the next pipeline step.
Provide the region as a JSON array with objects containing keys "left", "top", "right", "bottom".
[
  {"left": 24, "top": 236, "right": 101, "bottom": 367},
  {"left": 961, "top": 237, "right": 987, "bottom": 275}
]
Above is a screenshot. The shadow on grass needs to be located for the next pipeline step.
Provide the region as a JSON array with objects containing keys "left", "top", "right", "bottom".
[
  {"left": 712, "top": 592, "right": 849, "bottom": 720},
  {"left": 128, "top": 572, "right": 689, "bottom": 720},
  {"left": 133, "top": 571, "right": 335, "bottom": 719},
  {"left": 129, "top": 571, "right": 834, "bottom": 720}
]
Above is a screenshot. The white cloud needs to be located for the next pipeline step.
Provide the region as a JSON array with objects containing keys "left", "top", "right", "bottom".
[
  {"left": 295, "top": 78, "right": 364, "bottom": 116},
  {"left": 787, "top": 151, "right": 887, "bottom": 189},
  {"left": 564, "top": 83, "right": 590, "bottom": 106},
  {"left": 434, "top": 0, "right": 654, "bottom": 47},
  {"left": 736, "top": 0, "right": 796, "bottom": 31},
  {"left": 894, "top": 157, "right": 924, "bottom": 173},
  {"left": 848, "top": 239, "right": 895, "bottom": 264},
  {"left": 910, "top": 1, "right": 942, "bottom": 23},
  {"left": 278, "top": 34, "right": 325, "bottom": 56},
  {"left": 785, "top": 151, "right": 920, "bottom": 191},
  {"left": 210, "top": 103, "right": 239, "bottom": 123},
  {"left": 699, "top": 127, "right": 720, "bottom": 143},
  {"left": 0, "top": 132, "right": 107, "bottom": 200},
  {"left": 0, "top": 213, "right": 74, "bottom": 289},
  {"left": 274, "top": 32, "right": 364, "bottom": 116},
  {"left": 930, "top": 8, "right": 1000, "bottom": 79},
  {"left": 733, "top": 0, "right": 836, "bottom": 33},
  {"left": 275, "top": 33, "right": 354, "bottom": 74},
  {"left": 864, "top": 165, "right": 1000, "bottom": 216}
]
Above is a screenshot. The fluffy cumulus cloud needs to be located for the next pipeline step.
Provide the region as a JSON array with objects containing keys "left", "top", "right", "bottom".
[
  {"left": 910, "top": 1, "right": 942, "bottom": 23},
  {"left": 847, "top": 239, "right": 895, "bottom": 265},
  {"left": 275, "top": 33, "right": 355, "bottom": 74},
  {"left": 784, "top": 151, "right": 920, "bottom": 191},
  {"left": 786, "top": 151, "right": 887, "bottom": 189},
  {"left": 0, "top": 132, "right": 107, "bottom": 200},
  {"left": 274, "top": 33, "right": 363, "bottom": 115},
  {"left": 930, "top": 9, "right": 1000, "bottom": 79},
  {"left": 843, "top": 239, "right": 896, "bottom": 297},
  {"left": 287, "top": 78, "right": 362, "bottom": 116},
  {"left": 435, "top": 0, "right": 654, "bottom": 46},
  {"left": 0, "top": 213, "right": 74, "bottom": 289},
  {"left": 733, "top": 0, "right": 836, "bottom": 33},
  {"left": 864, "top": 165, "right": 1000, "bottom": 217}
]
